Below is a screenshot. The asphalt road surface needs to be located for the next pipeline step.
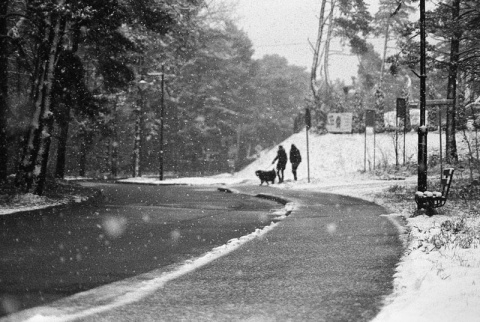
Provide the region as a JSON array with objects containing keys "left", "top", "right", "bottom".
[
  {"left": 69, "top": 186, "right": 402, "bottom": 322},
  {"left": 1, "top": 184, "right": 403, "bottom": 322},
  {"left": 0, "top": 183, "right": 282, "bottom": 317}
]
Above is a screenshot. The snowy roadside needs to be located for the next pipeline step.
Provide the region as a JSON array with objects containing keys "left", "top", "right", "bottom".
[{"left": 0, "top": 180, "right": 101, "bottom": 216}]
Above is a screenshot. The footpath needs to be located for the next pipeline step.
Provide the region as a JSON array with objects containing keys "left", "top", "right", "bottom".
[{"left": 4, "top": 184, "right": 403, "bottom": 322}]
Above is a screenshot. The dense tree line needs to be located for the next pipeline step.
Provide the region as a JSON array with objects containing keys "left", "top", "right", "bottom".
[
  {"left": 388, "top": 0, "right": 480, "bottom": 163},
  {"left": 0, "top": 0, "right": 311, "bottom": 194},
  {"left": 309, "top": 0, "right": 480, "bottom": 167},
  {"left": 3, "top": 0, "right": 479, "bottom": 195}
]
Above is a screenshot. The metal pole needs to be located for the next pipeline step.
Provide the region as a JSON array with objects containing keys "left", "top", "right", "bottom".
[
  {"left": 404, "top": 110, "right": 406, "bottom": 165},
  {"left": 418, "top": 0, "right": 428, "bottom": 193},
  {"left": 396, "top": 113, "right": 399, "bottom": 168},
  {"left": 364, "top": 127, "right": 367, "bottom": 172},
  {"left": 159, "top": 64, "right": 165, "bottom": 181},
  {"left": 439, "top": 108, "right": 443, "bottom": 178},
  {"left": 374, "top": 129, "right": 376, "bottom": 170},
  {"left": 306, "top": 126, "right": 310, "bottom": 183}
]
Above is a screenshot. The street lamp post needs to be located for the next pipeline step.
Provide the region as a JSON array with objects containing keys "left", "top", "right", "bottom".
[
  {"left": 159, "top": 65, "right": 165, "bottom": 181},
  {"left": 305, "top": 108, "right": 311, "bottom": 183},
  {"left": 148, "top": 65, "right": 166, "bottom": 181},
  {"left": 418, "top": 0, "right": 428, "bottom": 194},
  {"left": 133, "top": 78, "right": 149, "bottom": 178}
]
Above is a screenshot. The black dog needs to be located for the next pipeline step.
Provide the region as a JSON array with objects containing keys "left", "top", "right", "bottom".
[{"left": 255, "top": 170, "right": 276, "bottom": 186}]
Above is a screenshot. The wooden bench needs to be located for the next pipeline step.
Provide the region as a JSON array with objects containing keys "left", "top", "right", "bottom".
[{"left": 415, "top": 168, "right": 455, "bottom": 213}]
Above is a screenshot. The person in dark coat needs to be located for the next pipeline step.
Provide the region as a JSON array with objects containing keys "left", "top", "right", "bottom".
[
  {"left": 272, "top": 145, "right": 287, "bottom": 183},
  {"left": 289, "top": 144, "right": 302, "bottom": 181}
]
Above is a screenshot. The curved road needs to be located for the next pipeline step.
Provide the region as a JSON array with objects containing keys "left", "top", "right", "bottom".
[
  {"left": 0, "top": 183, "right": 282, "bottom": 317},
  {"left": 2, "top": 184, "right": 402, "bottom": 322}
]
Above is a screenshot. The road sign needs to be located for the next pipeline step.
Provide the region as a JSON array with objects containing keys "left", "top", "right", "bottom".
[
  {"left": 426, "top": 99, "right": 454, "bottom": 106},
  {"left": 410, "top": 99, "right": 454, "bottom": 106},
  {"left": 326, "top": 113, "right": 353, "bottom": 133},
  {"left": 365, "top": 110, "right": 375, "bottom": 127},
  {"left": 396, "top": 98, "right": 407, "bottom": 118},
  {"left": 305, "top": 108, "right": 311, "bottom": 129}
]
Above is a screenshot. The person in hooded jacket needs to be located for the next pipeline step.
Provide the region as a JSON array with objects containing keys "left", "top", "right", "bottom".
[
  {"left": 272, "top": 145, "right": 287, "bottom": 183},
  {"left": 289, "top": 144, "right": 301, "bottom": 181}
]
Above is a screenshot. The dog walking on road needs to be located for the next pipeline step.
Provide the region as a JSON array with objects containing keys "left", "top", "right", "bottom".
[{"left": 255, "top": 169, "right": 276, "bottom": 186}]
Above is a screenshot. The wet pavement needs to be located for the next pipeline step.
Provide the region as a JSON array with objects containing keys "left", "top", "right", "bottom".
[
  {"left": 2, "top": 184, "right": 402, "bottom": 322},
  {"left": 0, "top": 183, "right": 281, "bottom": 318}
]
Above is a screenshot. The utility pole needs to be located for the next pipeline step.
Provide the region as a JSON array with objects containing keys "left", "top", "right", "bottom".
[
  {"left": 305, "top": 108, "right": 311, "bottom": 183},
  {"left": 418, "top": 0, "right": 428, "bottom": 193},
  {"left": 134, "top": 78, "right": 149, "bottom": 178},
  {"left": 148, "top": 65, "right": 166, "bottom": 181},
  {"left": 159, "top": 64, "right": 165, "bottom": 181}
]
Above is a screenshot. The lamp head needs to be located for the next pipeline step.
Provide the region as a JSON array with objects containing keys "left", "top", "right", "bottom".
[{"left": 138, "top": 79, "right": 149, "bottom": 91}]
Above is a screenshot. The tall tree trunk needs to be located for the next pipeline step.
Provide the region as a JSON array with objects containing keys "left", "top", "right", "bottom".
[
  {"left": 15, "top": 6, "right": 65, "bottom": 194},
  {"left": 15, "top": 47, "right": 49, "bottom": 191},
  {"left": 323, "top": 1, "right": 336, "bottom": 88},
  {"left": 79, "top": 134, "right": 87, "bottom": 177},
  {"left": 379, "top": 22, "right": 390, "bottom": 88},
  {"left": 0, "top": 0, "right": 9, "bottom": 181},
  {"left": 111, "top": 97, "right": 119, "bottom": 177},
  {"left": 445, "top": 0, "right": 461, "bottom": 164},
  {"left": 402, "top": 75, "right": 412, "bottom": 131},
  {"left": 111, "top": 137, "right": 118, "bottom": 177},
  {"left": 54, "top": 24, "right": 80, "bottom": 180},
  {"left": 55, "top": 104, "right": 70, "bottom": 179},
  {"left": 104, "top": 138, "right": 111, "bottom": 174},
  {"left": 310, "top": 0, "right": 328, "bottom": 104},
  {"left": 374, "top": 88, "right": 386, "bottom": 132},
  {"left": 78, "top": 126, "right": 92, "bottom": 178},
  {"left": 31, "top": 14, "right": 65, "bottom": 195},
  {"left": 105, "top": 94, "right": 122, "bottom": 176},
  {"left": 234, "top": 124, "right": 242, "bottom": 172},
  {"left": 33, "top": 106, "right": 55, "bottom": 195},
  {"left": 310, "top": 0, "right": 336, "bottom": 130}
]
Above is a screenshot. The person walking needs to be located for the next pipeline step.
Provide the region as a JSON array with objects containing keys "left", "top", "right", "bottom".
[
  {"left": 289, "top": 144, "right": 302, "bottom": 181},
  {"left": 272, "top": 145, "right": 287, "bottom": 183}
]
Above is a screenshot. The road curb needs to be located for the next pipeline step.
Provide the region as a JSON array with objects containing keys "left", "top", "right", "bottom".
[
  {"left": 115, "top": 180, "right": 188, "bottom": 186},
  {"left": 217, "top": 187, "right": 290, "bottom": 204},
  {"left": 254, "top": 193, "right": 289, "bottom": 205},
  {"left": 217, "top": 187, "right": 234, "bottom": 193},
  {"left": 217, "top": 187, "right": 293, "bottom": 218}
]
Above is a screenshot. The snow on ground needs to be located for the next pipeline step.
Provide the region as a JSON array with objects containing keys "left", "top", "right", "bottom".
[
  {"left": 2, "top": 130, "right": 480, "bottom": 321},
  {"left": 371, "top": 215, "right": 480, "bottom": 322},
  {"left": 118, "top": 173, "right": 249, "bottom": 186},
  {"left": 0, "top": 192, "right": 92, "bottom": 215}
]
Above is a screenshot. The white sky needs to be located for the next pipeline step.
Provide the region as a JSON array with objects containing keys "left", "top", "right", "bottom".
[{"left": 233, "top": 0, "right": 382, "bottom": 84}]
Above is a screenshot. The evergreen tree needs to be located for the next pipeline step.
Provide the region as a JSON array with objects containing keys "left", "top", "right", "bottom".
[
  {"left": 10, "top": 0, "right": 204, "bottom": 194},
  {"left": 394, "top": 0, "right": 480, "bottom": 163},
  {"left": 0, "top": 0, "right": 8, "bottom": 182}
]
